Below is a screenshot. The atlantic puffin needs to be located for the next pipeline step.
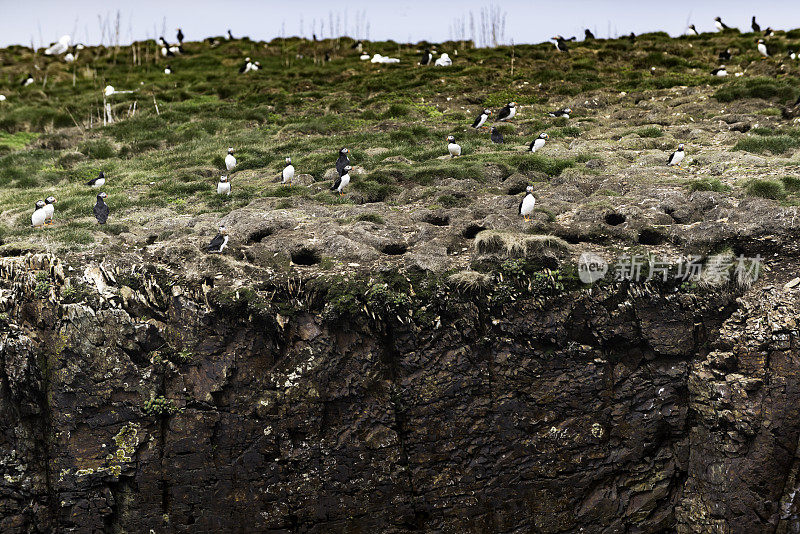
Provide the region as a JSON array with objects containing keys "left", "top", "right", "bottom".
[
  {"left": 93, "top": 192, "right": 109, "bottom": 224},
  {"left": 336, "top": 148, "right": 350, "bottom": 176},
  {"left": 331, "top": 165, "right": 352, "bottom": 195},
  {"left": 282, "top": 157, "right": 294, "bottom": 185},
  {"left": 239, "top": 57, "right": 252, "bottom": 74},
  {"left": 519, "top": 186, "right": 536, "bottom": 222},
  {"left": 225, "top": 148, "right": 236, "bottom": 171},
  {"left": 718, "top": 49, "right": 732, "bottom": 61},
  {"left": 548, "top": 107, "right": 572, "bottom": 118},
  {"left": 529, "top": 133, "right": 548, "bottom": 153},
  {"left": 21, "top": 73, "right": 34, "bottom": 87},
  {"left": 751, "top": 17, "right": 760, "bottom": 33},
  {"left": 667, "top": 143, "right": 685, "bottom": 168},
  {"left": 164, "top": 65, "right": 173, "bottom": 75},
  {"left": 490, "top": 127, "right": 504, "bottom": 144},
  {"left": 584, "top": 29, "right": 595, "bottom": 40},
  {"left": 710, "top": 65, "right": 728, "bottom": 76},
  {"left": 419, "top": 49, "right": 432, "bottom": 65},
  {"left": 207, "top": 226, "right": 229, "bottom": 253},
  {"left": 446, "top": 136, "right": 461, "bottom": 158},
  {"left": 44, "top": 196, "right": 57, "bottom": 225},
  {"left": 757, "top": 39, "right": 769, "bottom": 58},
  {"left": 31, "top": 200, "right": 47, "bottom": 228},
  {"left": 177, "top": 28, "right": 184, "bottom": 44},
  {"left": 217, "top": 176, "right": 230, "bottom": 196},
  {"left": 714, "top": 17, "right": 730, "bottom": 31},
  {"left": 688, "top": 25, "right": 699, "bottom": 36},
  {"left": 471, "top": 108, "right": 491, "bottom": 129},
  {"left": 552, "top": 36, "right": 569, "bottom": 53},
  {"left": 497, "top": 102, "right": 516, "bottom": 121},
  {"left": 87, "top": 171, "right": 105, "bottom": 188}
]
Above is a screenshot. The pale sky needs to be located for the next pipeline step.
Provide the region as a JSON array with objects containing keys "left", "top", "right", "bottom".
[{"left": 2, "top": 0, "right": 800, "bottom": 48}]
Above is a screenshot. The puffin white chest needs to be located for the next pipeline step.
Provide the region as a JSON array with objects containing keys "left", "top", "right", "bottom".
[
  {"left": 520, "top": 194, "right": 536, "bottom": 216},
  {"left": 448, "top": 143, "right": 461, "bottom": 157},
  {"left": 283, "top": 165, "right": 295, "bottom": 183},
  {"left": 44, "top": 204, "right": 55, "bottom": 220},
  {"left": 531, "top": 138, "right": 546, "bottom": 152},
  {"left": 31, "top": 208, "right": 46, "bottom": 227},
  {"left": 217, "top": 181, "right": 231, "bottom": 195},
  {"left": 225, "top": 154, "right": 237, "bottom": 171}
]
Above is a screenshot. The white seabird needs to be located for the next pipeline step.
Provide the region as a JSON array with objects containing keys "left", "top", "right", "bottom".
[{"left": 225, "top": 148, "right": 237, "bottom": 171}]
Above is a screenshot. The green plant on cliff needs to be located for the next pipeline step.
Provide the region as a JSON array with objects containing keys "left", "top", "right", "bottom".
[
  {"left": 143, "top": 396, "right": 181, "bottom": 416},
  {"left": 34, "top": 272, "right": 51, "bottom": 298}
]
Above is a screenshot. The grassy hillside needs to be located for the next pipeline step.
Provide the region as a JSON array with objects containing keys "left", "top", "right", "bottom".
[{"left": 0, "top": 29, "right": 799, "bottom": 260}]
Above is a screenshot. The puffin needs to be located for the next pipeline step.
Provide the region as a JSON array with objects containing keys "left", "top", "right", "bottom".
[
  {"left": 217, "top": 175, "right": 231, "bottom": 196},
  {"left": 446, "top": 136, "right": 461, "bottom": 158},
  {"left": 757, "top": 39, "right": 769, "bottom": 59},
  {"left": 529, "top": 133, "right": 548, "bottom": 153},
  {"left": 667, "top": 143, "right": 685, "bottom": 168},
  {"left": 282, "top": 157, "right": 294, "bottom": 185},
  {"left": 331, "top": 165, "right": 352, "bottom": 196},
  {"left": 434, "top": 53, "right": 452, "bottom": 67},
  {"left": 710, "top": 65, "right": 728, "bottom": 76},
  {"left": 548, "top": 107, "right": 572, "bottom": 118},
  {"left": 239, "top": 57, "right": 252, "bottom": 73},
  {"left": 718, "top": 48, "right": 732, "bottom": 61},
  {"left": 471, "top": 108, "right": 492, "bottom": 129},
  {"left": 688, "top": 25, "right": 699, "bottom": 36},
  {"left": 790, "top": 50, "right": 797, "bottom": 61},
  {"left": 714, "top": 17, "right": 729, "bottom": 31},
  {"left": 93, "top": 192, "right": 109, "bottom": 224},
  {"left": 206, "top": 37, "right": 219, "bottom": 47},
  {"left": 552, "top": 36, "right": 569, "bottom": 53},
  {"left": 87, "top": 171, "right": 106, "bottom": 188},
  {"left": 164, "top": 65, "right": 173, "bottom": 75},
  {"left": 490, "top": 127, "right": 504, "bottom": 144},
  {"left": 751, "top": 16, "right": 760, "bottom": 33},
  {"left": 497, "top": 102, "right": 517, "bottom": 121},
  {"left": 251, "top": 61, "right": 261, "bottom": 71},
  {"left": 44, "top": 196, "right": 57, "bottom": 225},
  {"left": 584, "top": 29, "right": 595, "bottom": 40},
  {"left": 325, "top": 52, "right": 331, "bottom": 62},
  {"left": 225, "top": 148, "right": 237, "bottom": 171},
  {"left": 351, "top": 40, "right": 363, "bottom": 52},
  {"left": 360, "top": 52, "right": 370, "bottom": 60},
  {"left": 420, "top": 49, "right": 432, "bottom": 65},
  {"left": 227, "top": 29, "right": 235, "bottom": 40},
  {"left": 207, "top": 226, "right": 229, "bottom": 253},
  {"left": 519, "top": 186, "right": 536, "bottom": 222},
  {"left": 31, "top": 200, "right": 47, "bottom": 228},
  {"left": 336, "top": 147, "right": 350, "bottom": 176},
  {"left": 628, "top": 32, "right": 636, "bottom": 42},
  {"left": 764, "top": 27, "right": 775, "bottom": 37},
  {"left": 177, "top": 28, "right": 184, "bottom": 44},
  {"left": 21, "top": 73, "right": 34, "bottom": 87}
]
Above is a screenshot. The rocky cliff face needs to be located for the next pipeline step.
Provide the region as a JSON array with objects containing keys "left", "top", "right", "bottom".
[{"left": 0, "top": 252, "right": 798, "bottom": 533}]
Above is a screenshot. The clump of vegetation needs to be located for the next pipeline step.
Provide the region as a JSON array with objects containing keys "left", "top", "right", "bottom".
[
  {"left": 733, "top": 135, "right": 800, "bottom": 155},
  {"left": 475, "top": 230, "right": 569, "bottom": 259},
  {"left": 781, "top": 176, "right": 800, "bottom": 192},
  {"left": 714, "top": 77, "right": 798, "bottom": 103},
  {"left": 746, "top": 179, "right": 787, "bottom": 200},
  {"left": 143, "top": 396, "right": 180, "bottom": 416},
  {"left": 34, "top": 272, "right": 51, "bottom": 298},
  {"left": 632, "top": 126, "right": 663, "bottom": 138},
  {"left": 355, "top": 213, "right": 385, "bottom": 224},
  {"left": 688, "top": 178, "right": 731, "bottom": 193}
]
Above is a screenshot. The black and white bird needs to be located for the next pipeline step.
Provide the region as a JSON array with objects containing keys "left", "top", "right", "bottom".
[
  {"left": 667, "top": 143, "right": 685, "bottom": 168},
  {"left": 331, "top": 165, "right": 352, "bottom": 195},
  {"left": 282, "top": 157, "right": 294, "bottom": 185},
  {"left": 419, "top": 49, "right": 433, "bottom": 65},
  {"left": 497, "top": 102, "right": 516, "bottom": 121},
  {"left": 529, "top": 133, "right": 548, "bottom": 153},
  {"left": 44, "top": 196, "right": 57, "bottom": 225},
  {"left": 519, "top": 186, "right": 536, "bottom": 222},
  {"left": 490, "top": 127, "right": 504, "bottom": 144},
  {"left": 751, "top": 16, "right": 760, "bottom": 33},
  {"left": 250, "top": 61, "right": 261, "bottom": 71},
  {"left": 217, "top": 175, "right": 230, "bottom": 196},
  {"left": 336, "top": 147, "right": 350, "bottom": 176},
  {"left": 446, "top": 136, "right": 461, "bottom": 158},
  {"left": 688, "top": 24, "right": 699, "bottom": 36},
  {"left": 471, "top": 108, "right": 492, "bottom": 129},
  {"left": 584, "top": 29, "right": 595, "bottom": 40},
  {"left": 21, "top": 73, "right": 34, "bottom": 87},
  {"left": 207, "top": 226, "right": 229, "bottom": 253},
  {"left": 764, "top": 27, "right": 775, "bottom": 37},
  {"left": 548, "top": 107, "right": 572, "bottom": 118},
  {"left": 552, "top": 36, "right": 569, "bottom": 53},
  {"left": 239, "top": 57, "right": 253, "bottom": 73},
  {"left": 225, "top": 148, "right": 236, "bottom": 171},
  {"left": 628, "top": 32, "right": 636, "bottom": 42},
  {"left": 206, "top": 37, "right": 219, "bottom": 47},
  {"left": 31, "top": 200, "right": 47, "bottom": 228},
  {"left": 757, "top": 39, "right": 769, "bottom": 58},
  {"left": 87, "top": 171, "right": 106, "bottom": 188},
  {"left": 164, "top": 65, "right": 173, "bottom": 75},
  {"left": 93, "top": 192, "right": 109, "bottom": 224},
  {"left": 718, "top": 48, "right": 732, "bottom": 61},
  {"left": 714, "top": 17, "right": 730, "bottom": 31},
  {"left": 159, "top": 37, "right": 181, "bottom": 57},
  {"left": 177, "top": 28, "right": 184, "bottom": 44},
  {"left": 790, "top": 50, "right": 798, "bottom": 61},
  {"left": 711, "top": 65, "right": 728, "bottom": 76},
  {"left": 227, "top": 29, "right": 235, "bottom": 40},
  {"left": 351, "top": 40, "right": 363, "bottom": 52}
]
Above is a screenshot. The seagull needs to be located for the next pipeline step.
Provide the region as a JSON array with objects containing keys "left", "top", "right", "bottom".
[
  {"left": 225, "top": 148, "right": 236, "bottom": 171},
  {"left": 207, "top": 226, "right": 229, "bottom": 253},
  {"left": 282, "top": 157, "right": 294, "bottom": 185},
  {"left": 93, "top": 192, "right": 109, "bottom": 224},
  {"left": 584, "top": 29, "right": 595, "bottom": 40},
  {"left": 757, "top": 39, "right": 769, "bottom": 59},
  {"left": 44, "top": 35, "right": 70, "bottom": 56},
  {"left": 711, "top": 65, "right": 728, "bottom": 76},
  {"left": 87, "top": 171, "right": 106, "bottom": 188},
  {"left": 447, "top": 135, "right": 461, "bottom": 158},
  {"left": 31, "top": 200, "right": 47, "bottom": 228},
  {"left": 529, "top": 133, "right": 548, "bottom": 153},
  {"left": 667, "top": 143, "right": 685, "bottom": 169},
  {"left": 519, "top": 186, "right": 536, "bottom": 222},
  {"left": 714, "top": 17, "right": 730, "bottom": 31},
  {"left": 688, "top": 25, "right": 699, "bottom": 36},
  {"left": 751, "top": 16, "right": 761, "bottom": 33},
  {"left": 371, "top": 53, "right": 400, "bottom": 64},
  {"left": 331, "top": 165, "right": 351, "bottom": 195},
  {"left": 490, "top": 127, "right": 504, "bottom": 144},
  {"left": 217, "top": 175, "right": 231, "bottom": 196},
  {"left": 552, "top": 36, "right": 569, "bottom": 53},
  {"left": 434, "top": 53, "right": 452, "bottom": 67},
  {"left": 471, "top": 108, "right": 492, "bottom": 129},
  {"left": 497, "top": 102, "right": 516, "bottom": 121},
  {"left": 43, "top": 196, "right": 57, "bottom": 225},
  {"left": 548, "top": 107, "right": 572, "bottom": 118}
]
